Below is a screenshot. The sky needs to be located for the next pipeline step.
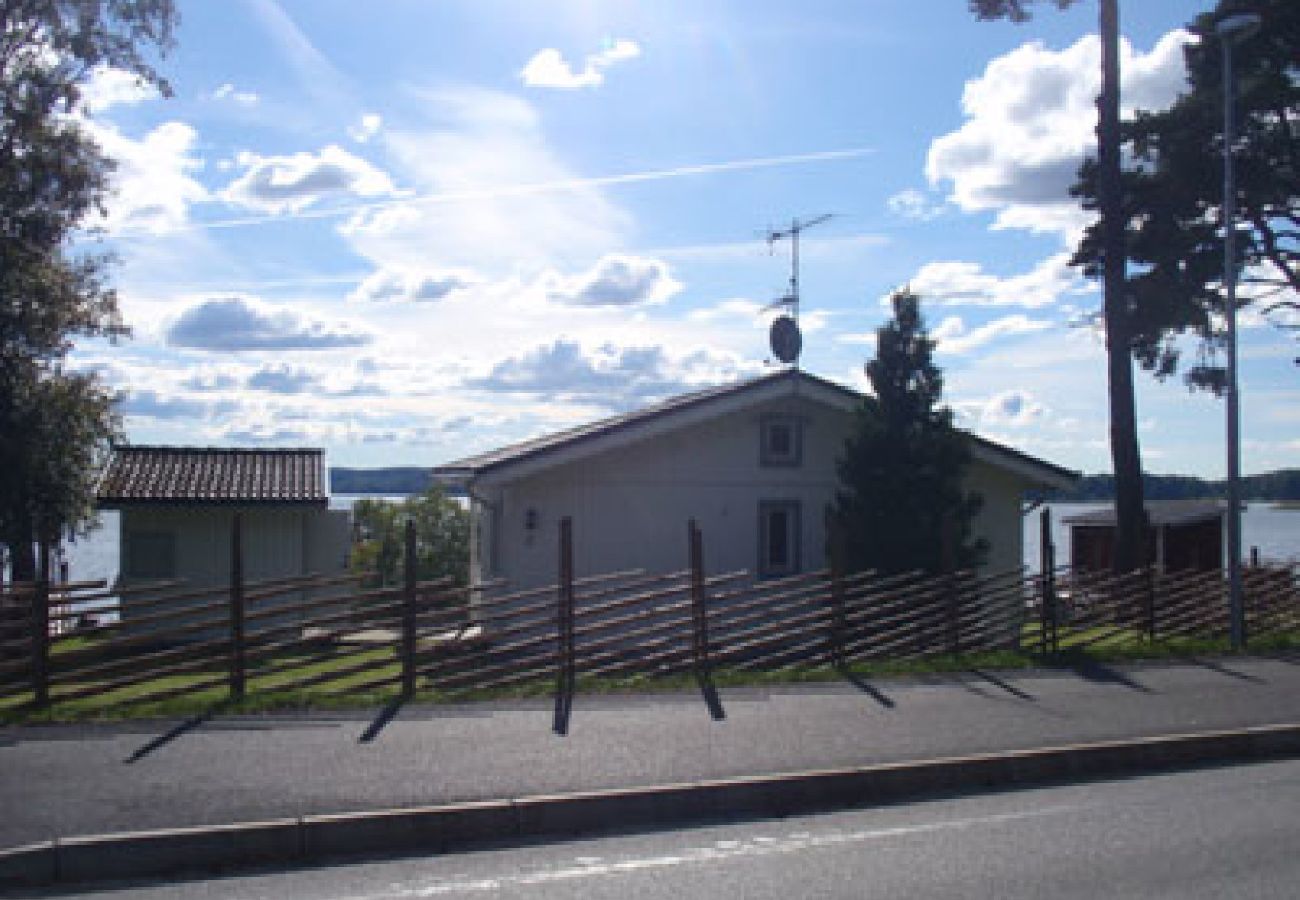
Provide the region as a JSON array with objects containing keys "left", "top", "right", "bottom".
[{"left": 70, "top": 0, "right": 1299, "bottom": 478}]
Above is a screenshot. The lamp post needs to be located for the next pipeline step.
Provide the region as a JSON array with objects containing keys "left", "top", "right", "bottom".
[{"left": 1216, "top": 12, "right": 1260, "bottom": 651}]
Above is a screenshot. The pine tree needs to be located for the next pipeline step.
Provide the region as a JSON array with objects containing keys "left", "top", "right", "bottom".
[{"left": 829, "top": 289, "right": 987, "bottom": 576}]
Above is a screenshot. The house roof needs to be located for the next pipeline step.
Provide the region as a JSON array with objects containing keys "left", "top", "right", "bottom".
[
  {"left": 1063, "top": 499, "right": 1227, "bottom": 528},
  {"left": 97, "top": 446, "right": 328, "bottom": 507},
  {"left": 433, "top": 369, "right": 1079, "bottom": 489}
]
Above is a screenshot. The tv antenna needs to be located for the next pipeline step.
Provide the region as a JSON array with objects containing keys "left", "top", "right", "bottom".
[{"left": 763, "top": 213, "right": 833, "bottom": 366}]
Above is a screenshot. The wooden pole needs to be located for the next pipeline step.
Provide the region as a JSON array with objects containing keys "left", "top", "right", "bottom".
[
  {"left": 555, "top": 517, "right": 574, "bottom": 703},
  {"left": 1039, "top": 507, "right": 1055, "bottom": 655},
  {"left": 229, "top": 514, "right": 246, "bottom": 701},
  {"left": 688, "top": 520, "right": 709, "bottom": 674},
  {"left": 31, "top": 542, "right": 50, "bottom": 707},
  {"left": 941, "top": 513, "right": 959, "bottom": 655},
  {"left": 402, "top": 519, "right": 417, "bottom": 698}
]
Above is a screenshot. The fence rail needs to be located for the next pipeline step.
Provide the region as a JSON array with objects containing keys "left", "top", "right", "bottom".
[{"left": 2, "top": 514, "right": 1297, "bottom": 717}]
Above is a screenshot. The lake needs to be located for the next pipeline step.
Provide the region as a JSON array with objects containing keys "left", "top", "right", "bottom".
[{"left": 54, "top": 499, "right": 1300, "bottom": 587}]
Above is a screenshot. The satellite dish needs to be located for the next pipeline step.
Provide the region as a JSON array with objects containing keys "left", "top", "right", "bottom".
[{"left": 770, "top": 314, "right": 802, "bottom": 365}]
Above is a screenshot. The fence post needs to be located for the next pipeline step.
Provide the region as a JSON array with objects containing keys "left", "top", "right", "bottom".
[
  {"left": 688, "top": 520, "right": 710, "bottom": 674},
  {"left": 31, "top": 542, "right": 50, "bottom": 707},
  {"left": 1145, "top": 566, "right": 1157, "bottom": 641},
  {"left": 402, "top": 519, "right": 417, "bottom": 699},
  {"left": 1039, "top": 507, "right": 1055, "bottom": 655},
  {"left": 555, "top": 517, "right": 575, "bottom": 703},
  {"left": 829, "top": 533, "right": 847, "bottom": 668},
  {"left": 229, "top": 514, "right": 246, "bottom": 701},
  {"left": 941, "top": 513, "right": 960, "bottom": 655}
]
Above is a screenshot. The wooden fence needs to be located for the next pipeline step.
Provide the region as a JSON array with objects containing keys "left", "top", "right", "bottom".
[{"left": 1, "top": 514, "right": 1297, "bottom": 716}]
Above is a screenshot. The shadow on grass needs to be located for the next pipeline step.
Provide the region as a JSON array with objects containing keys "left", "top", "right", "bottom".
[{"left": 124, "top": 700, "right": 231, "bottom": 764}]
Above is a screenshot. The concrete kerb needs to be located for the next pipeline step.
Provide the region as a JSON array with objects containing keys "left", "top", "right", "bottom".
[{"left": 1, "top": 723, "right": 1297, "bottom": 889}]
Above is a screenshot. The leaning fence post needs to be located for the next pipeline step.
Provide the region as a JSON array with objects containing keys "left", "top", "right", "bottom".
[
  {"left": 401, "top": 519, "right": 417, "bottom": 699},
  {"left": 31, "top": 542, "right": 50, "bottom": 707},
  {"left": 688, "top": 520, "right": 710, "bottom": 674},
  {"left": 229, "top": 514, "right": 246, "bottom": 701}
]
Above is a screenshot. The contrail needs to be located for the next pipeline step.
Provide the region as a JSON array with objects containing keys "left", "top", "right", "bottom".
[{"left": 116, "top": 146, "right": 875, "bottom": 236}]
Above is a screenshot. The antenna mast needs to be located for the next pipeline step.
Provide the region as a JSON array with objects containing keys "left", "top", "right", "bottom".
[{"left": 766, "top": 213, "right": 833, "bottom": 322}]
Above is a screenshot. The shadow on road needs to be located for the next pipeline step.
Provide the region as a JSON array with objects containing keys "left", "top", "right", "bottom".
[
  {"left": 1186, "top": 657, "right": 1266, "bottom": 683},
  {"left": 967, "top": 668, "right": 1036, "bottom": 701},
  {"left": 695, "top": 669, "right": 726, "bottom": 721},
  {"left": 835, "top": 665, "right": 896, "bottom": 708},
  {"left": 124, "top": 701, "right": 230, "bottom": 764},
  {"left": 359, "top": 698, "right": 406, "bottom": 743},
  {"left": 1055, "top": 652, "right": 1155, "bottom": 693}
]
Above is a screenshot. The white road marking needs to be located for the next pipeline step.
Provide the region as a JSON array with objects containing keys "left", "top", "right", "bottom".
[{"left": 339, "top": 805, "right": 1076, "bottom": 899}]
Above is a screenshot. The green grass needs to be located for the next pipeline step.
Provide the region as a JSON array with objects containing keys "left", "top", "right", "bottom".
[{"left": 2, "top": 630, "right": 1296, "bottom": 725}]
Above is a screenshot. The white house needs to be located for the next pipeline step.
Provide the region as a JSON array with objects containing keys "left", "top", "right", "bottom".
[
  {"left": 433, "top": 370, "right": 1077, "bottom": 597},
  {"left": 97, "top": 447, "right": 351, "bottom": 606}
]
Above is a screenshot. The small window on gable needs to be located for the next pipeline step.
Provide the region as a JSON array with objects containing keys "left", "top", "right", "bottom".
[
  {"left": 758, "top": 500, "right": 801, "bottom": 578},
  {"left": 760, "top": 415, "right": 802, "bottom": 467},
  {"left": 126, "top": 531, "right": 176, "bottom": 580}
]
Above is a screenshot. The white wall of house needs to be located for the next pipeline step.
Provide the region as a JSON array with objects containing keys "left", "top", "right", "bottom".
[
  {"left": 469, "top": 395, "right": 1034, "bottom": 597},
  {"left": 117, "top": 506, "right": 350, "bottom": 632}
]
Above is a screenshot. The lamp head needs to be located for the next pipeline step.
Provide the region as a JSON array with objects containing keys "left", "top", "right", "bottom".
[{"left": 1215, "top": 13, "right": 1261, "bottom": 44}]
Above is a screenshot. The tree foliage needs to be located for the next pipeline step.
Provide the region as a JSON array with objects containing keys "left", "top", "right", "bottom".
[
  {"left": 349, "top": 487, "right": 470, "bottom": 587},
  {"left": 829, "top": 290, "right": 987, "bottom": 576},
  {"left": 0, "top": 0, "right": 176, "bottom": 578},
  {"left": 1073, "top": 0, "right": 1299, "bottom": 391}
]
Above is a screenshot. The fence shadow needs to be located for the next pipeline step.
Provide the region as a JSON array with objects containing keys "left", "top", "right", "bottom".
[
  {"left": 1054, "top": 651, "right": 1154, "bottom": 693},
  {"left": 359, "top": 698, "right": 406, "bottom": 743},
  {"left": 835, "top": 664, "right": 896, "bottom": 709},
  {"left": 967, "top": 668, "right": 1036, "bottom": 701},
  {"left": 124, "top": 701, "right": 230, "bottom": 764},
  {"left": 695, "top": 669, "right": 726, "bottom": 721}
]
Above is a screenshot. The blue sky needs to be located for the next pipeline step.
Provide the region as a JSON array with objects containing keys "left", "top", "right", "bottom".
[{"left": 73, "top": 0, "right": 1298, "bottom": 477}]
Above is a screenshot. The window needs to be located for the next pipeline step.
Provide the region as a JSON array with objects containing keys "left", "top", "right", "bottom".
[
  {"left": 760, "top": 414, "right": 802, "bottom": 467},
  {"left": 758, "top": 500, "right": 801, "bottom": 577},
  {"left": 126, "top": 531, "right": 176, "bottom": 579}
]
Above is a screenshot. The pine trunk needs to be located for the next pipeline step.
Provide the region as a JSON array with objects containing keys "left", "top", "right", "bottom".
[{"left": 1098, "top": 0, "right": 1147, "bottom": 573}]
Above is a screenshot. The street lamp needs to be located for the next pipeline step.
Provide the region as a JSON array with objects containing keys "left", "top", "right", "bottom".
[{"left": 1216, "top": 11, "right": 1260, "bottom": 651}]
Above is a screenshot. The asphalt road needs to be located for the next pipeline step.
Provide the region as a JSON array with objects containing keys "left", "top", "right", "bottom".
[
  {"left": 17, "top": 758, "right": 1300, "bottom": 899},
  {"left": 2, "top": 657, "right": 1298, "bottom": 850}
]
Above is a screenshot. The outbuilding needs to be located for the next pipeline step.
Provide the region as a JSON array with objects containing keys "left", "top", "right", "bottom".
[
  {"left": 97, "top": 446, "right": 351, "bottom": 603},
  {"left": 433, "top": 369, "right": 1078, "bottom": 599},
  {"left": 1064, "top": 499, "right": 1226, "bottom": 574}
]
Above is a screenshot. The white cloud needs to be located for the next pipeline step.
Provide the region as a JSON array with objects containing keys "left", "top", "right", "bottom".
[
  {"left": 222, "top": 145, "right": 399, "bottom": 214},
  {"left": 465, "top": 339, "right": 748, "bottom": 410},
  {"left": 348, "top": 268, "right": 474, "bottom": 303},
  {"left": 957, "top": 390, "right": 1047, "bottom": 428},
  {"left": 926, "top": 29, "right": 1192, "bottom": 240},
  {"left": 905, "top": 252, "right": 1092, "bottom": 309},
  {"left": 349, "top": 112, "right": 382, "bottom": 143},
  {"left": 520, "top": 38, "right": 641, "bottom": 90},
  {"left": 211, "top": 83, "right": 260, "bottom": 106},
  {"left": 82, "top": 65, "right": 154, "bottom": 113},
  {"left": 886, "top": 188, "right": 946, "bottom": 221},
  {"left": 933, "top": 314, "right": 1054, "bottom": 354},
  {"left": 165, "top": 296, "right": 371, "bottom": 351},
  {"left": 91, "top": 121, "right": 209, "bottom": 234},
  {"left": 542, "top": 255, "right": 681, "bottom": 308}
]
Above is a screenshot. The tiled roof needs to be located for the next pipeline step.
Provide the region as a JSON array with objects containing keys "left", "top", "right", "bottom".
[
  {"left": 433, "top": 369, "right": 1079, "bottom": 486},
  {"left": 97, "top": 446, "right": 328, "bottom": 506}
]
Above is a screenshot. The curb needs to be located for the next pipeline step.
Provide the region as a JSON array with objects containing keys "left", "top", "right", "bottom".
[{"left": 3, "top": 722, "right": 1298, "bottom": 889}]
